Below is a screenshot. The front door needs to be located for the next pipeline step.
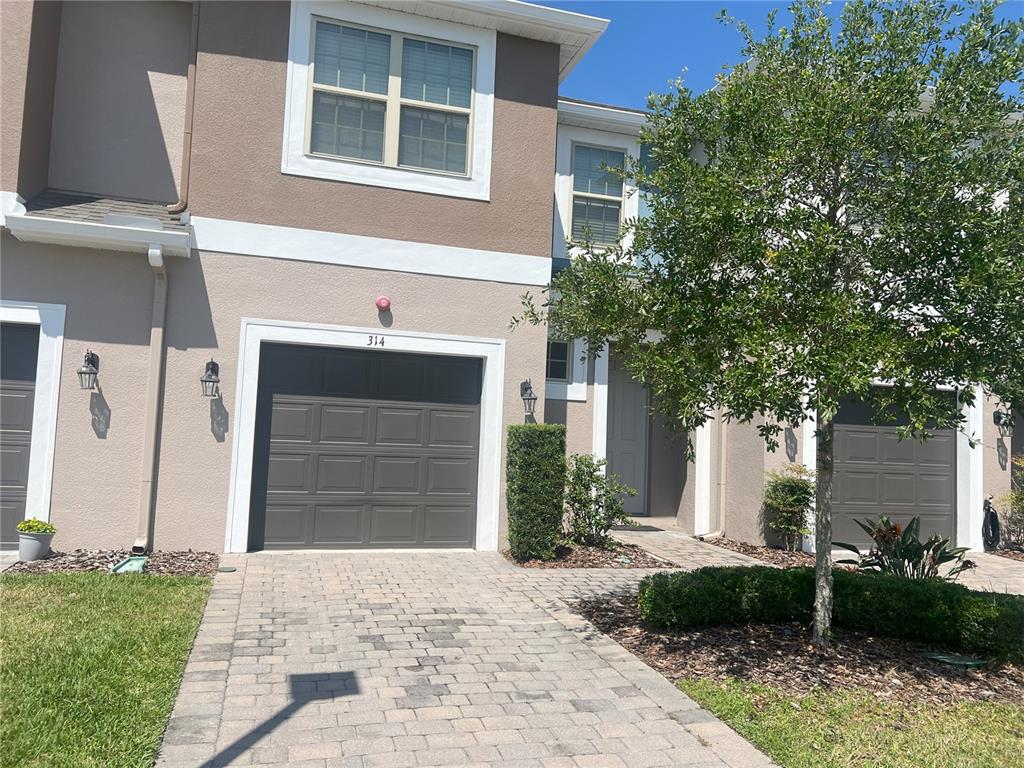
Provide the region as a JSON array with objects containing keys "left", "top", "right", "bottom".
[
  {"left": 0, "top": 322, "right": 40, "bottom": 548},
  {"left": 606, "top": 350, "right": 648, "bottom": 516}
]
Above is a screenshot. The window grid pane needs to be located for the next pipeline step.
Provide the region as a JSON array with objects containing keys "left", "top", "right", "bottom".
[
  {"left": 398, "top": 106, "right": 468, "bottom": 174},
  {"left": 401, "top": 38, "right": 473, "bottom": 108},
  {"left": 546, "top": 341, "right": 570, "bottom": 381},
  {"left": 313, "top": 21, "right": 390, "bottom": 95},
  {"left": 571, "top": 197, "right": 621, "bottom": 244},
  {"left": 311, "top": 92, "right": 386, "bottom": 163},
  {"left": 573, "top": 145, "right": 625, "bottom": 197}
]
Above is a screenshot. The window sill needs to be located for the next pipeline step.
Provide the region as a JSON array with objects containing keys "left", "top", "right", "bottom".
[
  {"left": 282, "top": 152, "right": 490, "bottom": 201},
  {"left": 546, "top": 380, "right": 587, "bottom": 402}
]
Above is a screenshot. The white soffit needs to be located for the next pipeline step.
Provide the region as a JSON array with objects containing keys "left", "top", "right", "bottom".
[{"left": 355, "top": 0, "right": 608, "bottom": 81}]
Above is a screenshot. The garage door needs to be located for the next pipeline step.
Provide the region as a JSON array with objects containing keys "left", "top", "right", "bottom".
[
  {"left": 832, "top": 397, "right": 956, "bottom": 548},
  {"left": 1, "top": 323, "right": 39, "bottom": 549},
  {"left": 249, "top": 343, "right": 482, "bottom": 550}
]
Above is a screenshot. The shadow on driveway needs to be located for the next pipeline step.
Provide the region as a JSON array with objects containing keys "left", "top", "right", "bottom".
[{"left": 198, "top": 671, "right": 360, "bottom": 767}]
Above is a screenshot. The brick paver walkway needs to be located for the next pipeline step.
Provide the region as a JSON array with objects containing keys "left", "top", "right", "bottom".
[{"left": 157, "top": 545, "right": 773, "bottom": 768}]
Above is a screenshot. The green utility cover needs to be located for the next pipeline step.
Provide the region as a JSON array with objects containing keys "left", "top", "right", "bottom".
[
  {"left": 111, "top": 556, "right": 148, "bottom": 574},
  {"left": 921, "top": 652, "right": 988, "bottom": 668}
]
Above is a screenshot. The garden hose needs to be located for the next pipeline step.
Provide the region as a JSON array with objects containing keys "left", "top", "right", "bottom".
[{"left": 982, "top": 496, "right": 1001, "bottom": 550}]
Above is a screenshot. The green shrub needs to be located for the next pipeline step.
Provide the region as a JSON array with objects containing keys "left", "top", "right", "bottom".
[
  {"left": 506, "top": 423, "right": 566, "bottom": 560},
  {"left": 15, "top": 518, "right": 56, "bottom": 535},
  {"left": 638, "top": 566, "right": 1024, "bottom": 661},
  {"left": 762, "top": 464, "right": 813, "bottom": 551},
  {"left": 564, "top": 454, "right": 636, "bottom": 548}
]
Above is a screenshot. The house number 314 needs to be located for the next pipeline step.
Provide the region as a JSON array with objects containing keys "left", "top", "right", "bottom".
[{"left": 367, "top": 335, "right": 385, "bottom": 347}]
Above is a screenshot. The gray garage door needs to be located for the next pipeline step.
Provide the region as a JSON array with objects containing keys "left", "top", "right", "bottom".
[
  {"left": 832, "top": 398, "right": 956, "bottom": 548},
  {"left": 250, "top": 344, "right": 482, "bottom": 550},
  {"left": 1, "top": 323, "right": 40, "bottom": 549}
]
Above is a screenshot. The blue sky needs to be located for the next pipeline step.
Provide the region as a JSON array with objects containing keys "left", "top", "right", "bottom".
[{"left": 534, "top": 1, "right": 1019, "bottom": 110}]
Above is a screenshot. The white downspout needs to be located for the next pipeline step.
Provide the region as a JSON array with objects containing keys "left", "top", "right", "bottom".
[{"left": 133, "top": 244, "right": 168, "bottom": 554}]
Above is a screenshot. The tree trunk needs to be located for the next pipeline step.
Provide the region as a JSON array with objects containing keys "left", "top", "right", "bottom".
[{"left": 812, "top": 411, "right": 835, "bottom": 645}]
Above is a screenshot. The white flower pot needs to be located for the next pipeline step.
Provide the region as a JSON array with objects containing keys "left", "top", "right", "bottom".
[{"left": 18, "top": 533, "right": 53, "bottom": 562}]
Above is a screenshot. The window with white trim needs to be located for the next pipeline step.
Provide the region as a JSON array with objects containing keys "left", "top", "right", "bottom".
[
  {"left": 571, "top": 144, "right": 625, "bottom": 245},
  {"left": 546, "top": 340, "right": 571, "bottom": 382},
  {"left": 309, "top": 18, "right": 475, "bottom": 175}
]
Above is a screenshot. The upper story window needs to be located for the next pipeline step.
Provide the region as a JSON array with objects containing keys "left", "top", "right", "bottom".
[
  {"left": 308, "top": 18, "right": 475, "bottom": 176},
  {"left": 283, "top": 2, "right": 496, "bottom": 201},
  {"left": 546, "top": 340, "right": 571, "bottom": 382},
  {"left": 571, "top": 144, "right": 625, "bottom": 245}
]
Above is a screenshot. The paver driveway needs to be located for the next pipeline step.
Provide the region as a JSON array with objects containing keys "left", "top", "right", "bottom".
[{"left": 157, "top": 548, "right": 773, "bottom": 768}]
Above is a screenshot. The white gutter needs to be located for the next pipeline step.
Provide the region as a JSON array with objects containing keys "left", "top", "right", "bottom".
[
  {"left": 3, "top": 198, "right": 191, "bottom": 258},
  {"left": 557, "top": 98, "right": 648, "bottom": 135}
]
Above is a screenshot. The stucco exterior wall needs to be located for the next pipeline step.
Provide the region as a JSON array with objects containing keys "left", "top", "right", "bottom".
[
  {"left": 1, "top": 0, "right": 62, "bottom": 198},
  {"left": 983, "top": 395, "right": 1014, "bottom": 504},
  {"left": 46, "top": 1, "right": 189, "bottom": 203},
  {"left": 187, "top": 1, "right": 559, "bottom": 257},
  {"left": 1, "top": 237, "right": 547, "bottom": 551},
  {"left": 1, "top": 233, "right": 156, "bottom": 549}
]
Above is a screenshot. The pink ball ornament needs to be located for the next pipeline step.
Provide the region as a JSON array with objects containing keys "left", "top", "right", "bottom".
[{"left": 375, "top": 295, "right": 391, "bottom": 311}]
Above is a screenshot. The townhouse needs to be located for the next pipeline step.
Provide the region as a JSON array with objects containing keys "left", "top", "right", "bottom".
[{"left": 1, "top": 1, "right": 1016, "bottom": 556}]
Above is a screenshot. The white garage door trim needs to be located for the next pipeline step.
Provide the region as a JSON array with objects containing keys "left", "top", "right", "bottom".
[
  {"left": 0, "top": 299, "right": 66, "bottom": 526},
  {"left": 801, "top": 384, "right": 985, "bottom": 552},
  {"left": 224, "top": 318, "right": 505, "bottom": 553}
]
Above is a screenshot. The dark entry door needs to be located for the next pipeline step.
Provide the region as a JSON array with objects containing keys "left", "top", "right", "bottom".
[
  {"left": 1, "top": 323, "right": 40, "bottom": 548},
  {"left": 250, "top": 344, "right": 482, "bottom": 550}
]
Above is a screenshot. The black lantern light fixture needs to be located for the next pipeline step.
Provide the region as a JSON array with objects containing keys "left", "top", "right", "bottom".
[
  {"left": 76, "top": 350, "right": 99, "bottom": 390},
  {"left": 520, "top": 379, "right": 537, "bottom": 419},
  {"left": 200, "top": 359, "right": 221, "bottom": 398},
  {"left": 993, "top": 409, "right": 1014, "bottom": 436}
]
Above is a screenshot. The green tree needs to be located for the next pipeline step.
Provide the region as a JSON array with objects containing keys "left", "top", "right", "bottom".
[{"left": 528, "top": 0, "right": 1023, "bottom": 643}]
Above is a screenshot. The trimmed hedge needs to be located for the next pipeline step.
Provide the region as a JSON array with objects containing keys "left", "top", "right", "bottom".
[
  {"left": 638, "top": 566, "right": 1024, "bottom": 661},
  {"left": 506, "top": 423, "right": 566, "bottom": 560}
]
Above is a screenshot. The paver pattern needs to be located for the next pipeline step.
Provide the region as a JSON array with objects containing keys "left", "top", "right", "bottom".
[
  {"left": 157, "top": 541, "right": 773, "bottom": 768},
  {"left": 959, "top": 551, "right": 1024, "bottom": 595}
]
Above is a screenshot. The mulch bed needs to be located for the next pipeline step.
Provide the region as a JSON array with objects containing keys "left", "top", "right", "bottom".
[
  {"left": 702, "top": 536, "right": 816, "bottom": 567},
  {"left": 505, "top": 542, "right": 673, "bottom": 569},
  {"left": 4, "top": 549, "right": 219, "bottom": 577},
  {"left": 991, "top": 548, "right": 1024, "bottom": 562},
  {"left": 574, "top": 594, "right": 1024, "bottom": 706}
]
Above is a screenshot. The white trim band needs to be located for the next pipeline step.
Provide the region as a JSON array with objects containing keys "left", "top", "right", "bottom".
[
  {"left": 190, "top": 215, "right": 552, "bottom": 286},
  {"left": 224, "top": 318, "right": 506, "bottom": 553},
  {"left": 0, "top": 300, "right": 66, "bottom": 525}
]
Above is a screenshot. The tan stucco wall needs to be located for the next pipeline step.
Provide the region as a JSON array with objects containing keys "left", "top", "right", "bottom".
[
  {"left": 187, "top": 0, "right": 559, "bottom": 257},
  {"left": 47, "top": 1, "right": 189, "bottom": 202},
  {"left": 1, "top": 236, "right": 547, "bottom": 551},
  {"left": 983, "top": 395, "right": 1014, "bottom": 503},
  {"left": 1, "top": 0, "right": 62, "bottom": 198}
]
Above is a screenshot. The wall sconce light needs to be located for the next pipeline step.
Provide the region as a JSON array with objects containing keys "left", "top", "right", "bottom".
[
  {"left": 520, "top": 379, "right": 537, "bottom": 419},
  {"left": 200, "top": 359, "right": 221, "bottom": 398},
  {"left": 993, "top": 410, "right": 1013, "bottom": 436},
  {"left": 76, "top": 350, "right": 99, "bottom": 390}
]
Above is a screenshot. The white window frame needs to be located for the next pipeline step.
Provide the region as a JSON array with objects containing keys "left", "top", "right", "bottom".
[
  {"left": 545, "top": 337, "right": 587, "bottom": 401},
  {"left": 553, "top": 125, "right": 640, "bottom": 260},
  {"left": 283, "top": 1, "right": 495, "bottom": 200},
  {"left": 569, "top": 142, "right": 627, "bottom": 246},
  {"left": 0, "top": 300, "right": 66, "bottom": 529}
]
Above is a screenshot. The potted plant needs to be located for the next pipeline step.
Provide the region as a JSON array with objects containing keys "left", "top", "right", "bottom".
[{"left": 16, "top": 518, "right": 56, "bottom": 562}]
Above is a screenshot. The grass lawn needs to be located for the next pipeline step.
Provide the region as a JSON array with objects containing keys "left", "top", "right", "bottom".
[
  {"left": 1, "top": 572, "right": 211, "bottom": 768},
  {"left": 680, "top": 678, "right": 1024, "bottom": 768}
]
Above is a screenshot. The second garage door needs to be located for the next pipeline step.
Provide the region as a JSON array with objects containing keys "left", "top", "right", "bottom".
[
  {"left": 250, "top": 344, "right": 482, "bottom": 550},
  {"left": 832, "top": 397, "right": 956, "bottom": 548}
]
